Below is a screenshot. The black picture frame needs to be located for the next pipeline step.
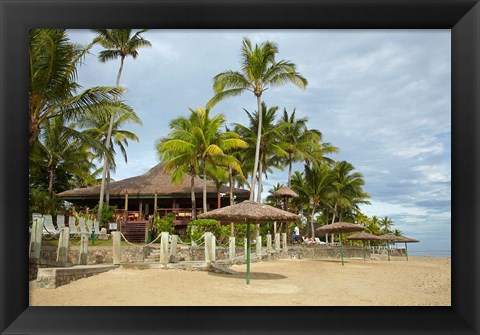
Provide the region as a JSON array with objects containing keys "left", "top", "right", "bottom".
[{"left": 1, "top": 0, "right": 478, "bottom": 334}]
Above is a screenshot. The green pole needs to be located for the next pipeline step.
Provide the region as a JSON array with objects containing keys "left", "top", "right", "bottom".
[
  {"left": 362, "top": 240, "right": 366, "bottom": 261},
  {"left": 246, "top": 222, "right": 251, "bottom": 284},
  {"left": 340, "top": 231, "right": 344, "bottom": 266},
  {"left": 405, "top": 242, "right": 408, "bottom": 261},
  {"left": 91, "top": 226, "right": 95, "bottom": 246}
]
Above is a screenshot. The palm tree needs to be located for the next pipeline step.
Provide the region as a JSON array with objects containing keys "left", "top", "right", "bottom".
[
  {"left": 208, "top": 37, "right": 307, "bottom": 201},
  {"left": 33, "top": 116, "right": 106, "bottom": 196},
  {"left": 78, "top": 106, "right": 141, "bottom": 204},
  {"left": 329, "top": 161, "right": 370, "bottom": 224},
  {"left": 29, "top": 29, "right": 123, "bottom": 148},
  {"left": 92, "top": 29, "right": 151, "bottom": 222},
  {"left": 156, "top": 115, "right": 199, "bottom": 220},
  {"left": 380, "top": 216, "right": 395, "bottom": 234},
  {"left": 294, "top": 164, "right": 335, "bottom": 238},
  {"left": 234, "top": 102, "right": 286, "bottom": 202}
]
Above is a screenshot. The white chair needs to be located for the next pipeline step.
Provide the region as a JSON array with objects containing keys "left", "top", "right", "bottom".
[
  {"left": 86, "top": 219, "right": 93, "bottom": 234},
  {"left": 78, "top": 217, "right": 89, "bottom": 235},
  {"left": 315, "top": 237, "right": 326, "bottom": 245},
  {"left": 43, "top": 214, "right": 60, "bottom": 237},
  {"left": 56, "top": 214, "right": 66, "bottom": 230},
  {"left": 68, "top": 216, "right": 80, "bottom": 238}
]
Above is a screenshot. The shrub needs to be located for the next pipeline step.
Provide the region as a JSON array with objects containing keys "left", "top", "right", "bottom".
[
  {"left": 154, "top": 214, "right": 175, "bottom": 235},
  {"left": 91, "top": 204, "right": 116, "bottom": 229},
  {"left": 187, "top": 219, "right": 220, "bottom": 243}
]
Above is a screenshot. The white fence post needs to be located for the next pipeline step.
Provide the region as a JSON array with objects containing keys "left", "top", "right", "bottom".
[
  {"left": 281, "top": 233, "right": 287, "bottom": 251},
  {"left": 266, "top": 234, "right": 272, "bottom": 251},
  {"left": 29, "top": 218, "right": 44, "bottom": 259},
  {"left": 256, "top": 235, "right": 262, "bottom": 257},
  {"left": 160, "top": 232, "right": 169, "bottom": 266},
  {"left": 80, "top": 233, "right": 89, "bottom": 265},
  {"left": 274, "top": 233, "right": 281, "bottom": 251},
  {"left": 229, "top": 236, "right": 236, "bottom": 261},
  {"left": 56, "top": 227, "right": 70, "bottom": 263}
]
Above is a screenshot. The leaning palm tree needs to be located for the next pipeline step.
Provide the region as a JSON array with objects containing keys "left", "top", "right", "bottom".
[
  {"left": 207, "top": 37, "right": 307, "bottom": 201},
  {"left": 29, "top": 29, "right": 124, "bottom": 148},
  {"left": 92, "top": 29, "right": 151, "bottom": 221}
]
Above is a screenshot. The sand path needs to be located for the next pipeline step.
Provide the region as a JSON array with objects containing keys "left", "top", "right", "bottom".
[{"left": 29, "top": 256, "right": 451, "bottom": 306}]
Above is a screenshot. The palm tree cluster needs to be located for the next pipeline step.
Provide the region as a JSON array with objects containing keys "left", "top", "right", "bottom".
[{"left": 29, "top": 29, "right": 145, "bottom": 215}]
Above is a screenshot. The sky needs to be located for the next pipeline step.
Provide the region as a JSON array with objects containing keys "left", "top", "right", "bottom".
[{"left": 67, "top": 30, "right": 451, "bottom": 256}]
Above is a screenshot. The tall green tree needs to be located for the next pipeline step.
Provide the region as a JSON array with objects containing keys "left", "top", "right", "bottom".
[
  {"left": 208, "top": 37, "right": 307, "bottom": 201},
  {"left": 234, "top": 102, "right": 285, "bottom": 202},
  {"left": 29, "top": 29, "right": 123, "bottom": 148},
  {"left": 92, "top": 29, "right": 151, "bottom": 220},
  {"left": 379, "top": 216, "right": 394, "bottom": 234}
]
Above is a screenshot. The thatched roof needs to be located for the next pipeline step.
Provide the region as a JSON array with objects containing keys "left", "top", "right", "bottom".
[
  {"left": 394, "top": 235, "right": 420, "bottom": 243},
  {"left": 377, "top": 233, "right": 403, "bottom": 242},
  {"left": 197, "top": 200, "right": 300, "bottom": 223},
  {"left": 272, "top": 186, "right": 298, "bottom": 198},
  {"left": 316, "top": 221, "right": 365, "bottom": 233},
  {"left": 58, "top": 163, "right": 250, "bottom": 198},
  {"left": 346, "top": 232, "right": 381, "bottom": 241}
]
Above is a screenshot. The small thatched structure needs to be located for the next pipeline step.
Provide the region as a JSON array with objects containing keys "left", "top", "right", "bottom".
[
  {"left": 198, "top": 200, "right": 299, "bottom": 285},
  {"left": 316, "top": 222, "right": 365, "bottom": 266},
  {"left": 347, "top": 232, "right": 381, "bottom": 261},
  {"left": 316, "top": 221, "right": 365, "bottom": 233},
  {"left": 272, "top": 186, "right": 298, "bottom": 198},
  {"left": 198, "top": 200, "right": 299, "bottom": 223},
  {"left": 389, "top": 235, "right": 419, "bottom": 261}
]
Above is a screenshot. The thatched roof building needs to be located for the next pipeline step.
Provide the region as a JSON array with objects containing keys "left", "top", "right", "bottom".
[{"left": 58, "top": 163, "right": 250, "bottom": 222}]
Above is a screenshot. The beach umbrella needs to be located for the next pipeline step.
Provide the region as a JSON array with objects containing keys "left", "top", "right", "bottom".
[
  {"left": 393, "top": 235, "right": 420, "bottom": 261},
  {"left": 377, "top": 234, "right": 402, "bottom": 261},
  {"left": 272, "top": 185, "right": 298, "bottom": 234},
  {"left": 346, "top": 232, "right": 381, "bottom": 261},
  {"left": 316, "top": 222, "right": 365, "bottom": 266},
  {"left": 198, "top": 200, "right": 299, "bottom": 284}
]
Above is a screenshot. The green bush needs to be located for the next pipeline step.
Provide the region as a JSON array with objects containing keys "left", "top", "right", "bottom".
[
  {"left": 154, "top": 214, "right": 175, "bottom": 234},
  {"left": 91, "top": 204, "right": 116, "bottom": 229},
  {"left": 187, "top": 219, "right": 221, "bottom": 242}
]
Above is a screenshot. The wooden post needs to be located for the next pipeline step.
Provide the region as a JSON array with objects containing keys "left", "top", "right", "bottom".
[
  {"left": 139, "top": 199, "right": 143, "bottom": 220},
  {"left": 111, "top": 231, "right": 120, "bottom": 265},
  {"left": 29, "top": 218, "right": 44, "bottom": 259},
  {"left": 266, "top": 234, "right": 272, "bottom": 251},
  {"left": 56, "top": 227, "right": 70, "bottom": 263},
  {"left": 246, "top": 223, "right": 251, "bottom": 285},
  {"left": 160, "top": 232, "right": 169, "bottom": 266},
  {"left": 229, "top": 236, "right": 235, "bottom": 261},
  {"left": 256, "top": 235, "right": 262, "bottom": 257},
  {"left": 154, "top": 193, "right": 158, "bottom": 216},
  {"left": 204, "top": 232, "right": 213, "bottom": 264},
  {"left": 124, "top": 193, "right": 129, "bottom": 223},
  {"left": 79, "top": 234, "right": 89, "bottom": 265}
]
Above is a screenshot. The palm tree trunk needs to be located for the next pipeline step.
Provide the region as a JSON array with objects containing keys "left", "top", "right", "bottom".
[
  {"left": 288, "top": 158, "right": 293, "bottom": 188},
  {"left": 310, "top": 205, "right": 316, "bottom": 239},
  {"left": 97, "top": 56, "right": 125, "bottom": 222},
  {"left": 331, "top": 203, "right": 338, "bottom": 224},
  {"left": 202, "top": 161, "right": 207, "bottom": 213},
  {"left": 256, "top": 158, "right": 263, "bottom": 203},
  {"left": 106, "top": 168, "right": 111, "bottom": 206},
  {"left": 191, "top": 174, "right": 197, "bottom": 220},
  {"left": 48, "top": 167, "right": 55, "bottom": 196},
  {"left": 249, "top": 95, "right": 263, "bottom": 201},
  {"left": 229, "top": 167, "right": 235, "bottom": 237}
]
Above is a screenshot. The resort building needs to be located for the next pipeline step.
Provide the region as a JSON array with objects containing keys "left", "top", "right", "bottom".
[{"left": 58, "top": 163, "right": 250, "bottom": 234}]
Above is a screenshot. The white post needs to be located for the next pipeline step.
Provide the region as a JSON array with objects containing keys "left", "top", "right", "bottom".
[
  {"left": 266, "top": 234, "right": 272, "bottom": 251},
  {"left": 56, "top": 227, "right": 70, "bottom": 263},
  {"left": 274, "top": 233, "right": 281, "bottom": 251},
  {"left": 204, "top": 232, "right": 213, "bottom": 264},
  {"left": 211, "top": 234, "right": 216, "bottom": 262},
  {"left": 281, "top": 233, "right": 288, "bottom": 251},
  {"left": 79, "top": 233, "right": 89, "bottom": 265},
  {"left": 256, "top": 235, "right": 262, "bottom": 257},
  {"left": 111, "top": 231, "right": 120, "bottom": 265},
  {"left": 325, "top": 233, "right": 329, "bottom": 244},
  {"left": 30, "top": 218, "right": 44, "bottom": 259},
  {"left": 169, "top": 234, "right": 178, "bottom": 259},
  {"left": 273, "top": 221, "right": 277, "bottom": 235},
  {"left": 244, "top": 237, "right": 248, "bottom": 260},
  {"left": 229, "top": 236, "right": 236, "bottom": 261},
  {"left": 160, "top": 232, "right": 169, "bottom": 266}
]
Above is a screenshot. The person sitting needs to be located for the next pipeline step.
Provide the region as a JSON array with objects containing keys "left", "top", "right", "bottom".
[{"left": 291, "top": 231, "right": 297, "bottom": 244}]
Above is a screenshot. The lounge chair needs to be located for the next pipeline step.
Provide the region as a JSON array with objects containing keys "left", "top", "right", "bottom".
[
  {"left": 68, "top": 216, "right": 80, "bottom": 238},
  {"left": 78, "top": 217, "right": 89, "bottom": 235},
  {"left": 42, "top": 214, "right": 60, "bottom": 238},
  {"left": 86, "top": 219, "right": 93, "bottom": 234},
  {"left": 56, "top": 214, "right": 66, "bottom": 230},
  {"left": 315, "top": 237, "right": 326, "bottom": 245}
]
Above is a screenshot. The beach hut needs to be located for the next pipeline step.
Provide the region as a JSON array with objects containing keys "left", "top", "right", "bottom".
[
  {"left": 316, "top": 222, "right": 365, "bottom": 266},
  {"left": 346, "top": 232, "right": 381, "bottom": 261},
  {"left": 392, "top": 235, "right": 419, "bottom": 261},
  {"left": 272, "top": 185, "right": 298, "bottom": 235},
  {"left": 198, "top": 200, "right": 299, "bottom": 284},
  {"left": 377, "top": 234, "right": 402, "bottom": 261}
]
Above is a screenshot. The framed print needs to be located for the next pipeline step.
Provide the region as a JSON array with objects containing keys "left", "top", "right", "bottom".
[{"left": 0, "top": 0, "right": 478, "bottom": 334}]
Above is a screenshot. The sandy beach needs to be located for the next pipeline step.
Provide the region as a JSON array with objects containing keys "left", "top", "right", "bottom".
[{"left": 29, "top": 256, "right": 450, "bottom": 306}]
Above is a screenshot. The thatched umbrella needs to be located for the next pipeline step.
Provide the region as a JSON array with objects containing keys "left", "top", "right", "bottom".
[
  {"left": 392, "top": 235, "right": 419, "bottom": 261},
  {"left": 377, "top": 234, "right": 402, "bottom": 261},
  {"left": 346, "top": 232, "right": 381, "bottom": 261},
  {"left": 272, "top": 185, "right": 298, "bottom": 235},
  {"left": 198, "top": 200, "right": 299, "bottom": 284},
  {"left": 316, "top": 222, "right": 365, "bottom": 266}
]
